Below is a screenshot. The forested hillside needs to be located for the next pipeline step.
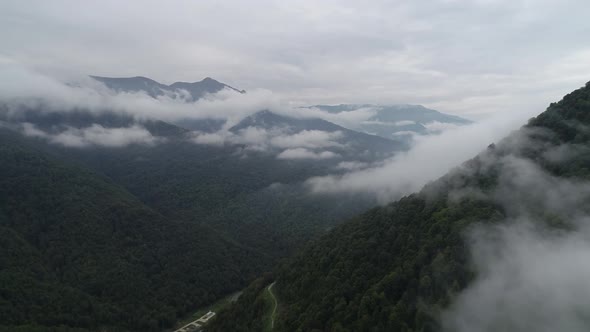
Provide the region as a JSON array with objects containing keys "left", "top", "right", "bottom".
[
  {"left": 210, "top": 83, "right": 590, "bottom": 331},
  {"left": 0, "top": 97, "right": 396, "bottom": 331},
  {"left": 0, "top": 129, "right": 266, "bottom": 331},
  {"left": 59, "top": 137, "right": 378, "bottom": 257}
]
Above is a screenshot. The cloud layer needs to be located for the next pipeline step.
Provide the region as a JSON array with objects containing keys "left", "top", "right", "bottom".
[
  {"left": 2, "top": 0, "right": 590, "bottom": 118},
  {"left": 21, "top": 122, "right": 158, "bottom": 147},
  {"left": 444, "top": 220, "right": 590, "bottom": 332},
  {"left": 440, "top": 124, "right": 590, "bottom": 332},
  {"left": 277, "top": 148, "right": 338, "bottom": 160},
  {"left": 0, "top": 64, "right": 280, "bottom": 125},
  {"left": 305, "top": 108, "right": 538, "bottom": 202}
]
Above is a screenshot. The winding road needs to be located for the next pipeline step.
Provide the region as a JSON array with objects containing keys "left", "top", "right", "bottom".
[{"left": 267, "top": 282, "right": 278, "bottom": 329}]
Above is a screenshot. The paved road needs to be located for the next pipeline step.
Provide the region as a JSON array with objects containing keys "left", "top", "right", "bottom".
[
  {"left": 174, "top": 311, "right": 215, "bottom": 332},
  {"left": 267, "top": 282, "right": 278, "bottom": 329}
]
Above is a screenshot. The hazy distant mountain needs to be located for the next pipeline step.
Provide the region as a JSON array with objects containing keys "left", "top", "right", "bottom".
[
  {"left": 90, "top": 75, "right": 247, "bottom": 132},
  {"left": 312, "top": 104, "right": 472, "bottom": 139},
  {"left": 231, "top": 110, "right": 408, "bottom": 159},
  {"left": 91, "top": 75, "right": 245, "bottom": 101}
]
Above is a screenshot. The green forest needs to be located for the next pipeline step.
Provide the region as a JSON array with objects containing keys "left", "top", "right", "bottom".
[
  {"left": 0, "top": 129, "right": 273, "bottom": 331},
  {"left": 2, "top": 2, "right": 588, "bottom": 331},
  {"left": 209, "top": 83, "right": 590, "bottom": 331},
  {"left": 0, "top": 111, "right": 383, "bottom": 330}
]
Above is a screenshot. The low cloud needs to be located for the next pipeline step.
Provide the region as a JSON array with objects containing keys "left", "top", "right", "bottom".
[
  {"left": 191, "top": 127, "right": 346, "bottom": 156},
  {"left": 335, "top": 161, "right": 369, "bottom": 171},
  {"left": 392, "top": 130, "right": 418, "bottom": 137},
  {"left": 21, "top": 122, "right": 158, "bottom": 147},
  {"left": 305, "top": 108, "right": 537, "bottom": 202},
  {"left": 423, "top": 121, "right": 461, "bottom": 133},
  {"left": 0, "top": 64, "right": 281, "bottom": 126},
  {"left": 0, "top": 65, "right": 486, "bottom": 160},
  {"left": 191, "top": 131, "right": 226, "bottom": 146},
  {"left": 280, "top": 106, "right": 379, "bottom": 130},
  {"left": 0, "top": 65, "right": 426, "bottom": 143},
  {"left": 443, "top": 220, "right": 590, "bottom": 332},
  {"left": 277, "top": 148, "right": 338, "bottom": 160},
  {"left": 441, "top": 124, "right": 590, "bottom": 332},
  {"left": 493, "top": 155, "right": 590, "bottom": 217},
  {"left": 360, "top": 119, "right": 417, "bottom": 127},
  {"left": 270, "top": 130, "right": 343, "bottom": 149}
]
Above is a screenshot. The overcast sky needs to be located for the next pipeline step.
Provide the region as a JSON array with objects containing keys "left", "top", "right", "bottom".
[{"left": 2, "top": 0, "right": 590, "bottom": 118}]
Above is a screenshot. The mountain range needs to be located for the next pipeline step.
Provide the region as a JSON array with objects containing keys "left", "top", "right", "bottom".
[
  {"left": 91, "top": 75, "right": 245, "bottom": 101},
  {"left": 311, "top": 104, "right": 472, "bottom": 139},
  {"left": 91, "top": 76, "right": 471, "bottom": 140},
  {"left": 1, "top": 76, "right": 478, "bottom": 331}
]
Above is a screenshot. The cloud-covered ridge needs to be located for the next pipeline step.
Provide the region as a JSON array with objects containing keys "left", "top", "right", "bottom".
[
  {"left": 440, "top": 114, "right": 590, "bottom": 331},
  {"left": 305, "top": 108, "right": 538, "bottom": 202}
]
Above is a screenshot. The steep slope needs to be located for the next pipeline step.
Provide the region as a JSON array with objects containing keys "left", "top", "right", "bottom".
[
  {"left": 0, "top": 129, "right": 266, "bottom": 331},
  {"left": 210, "top": 84, "right": 590, "bottom": 332}
]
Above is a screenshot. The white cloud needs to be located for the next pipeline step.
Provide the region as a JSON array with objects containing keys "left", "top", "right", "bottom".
[
  {"left": 440, "top": 125, "right": 590, "bottom": 332},
  {"left": 277, "top": 148, "right": 338, "bottom": 160},
  {"left": 233, "top": 127, "right": 271, "bottom": 148},
  {"left": 21, "top": 122, "right": 49, "bottom": 138},
  {"left": 392, "top": 130, "right": 418, "bottom": 136},
  {"left": 3, "top": 1, "right": 588, "bottom": 119},
  {"left": 191, "top": 132, "right": 226, "bottom": 146},
  {"left": 394, "top": 120, "right": 416, "bottom": 126},
  {"left": 0, "top": 65, "right": 393, "bottom": 137},
  {"left": 443, "top": 220, "right": 590, "bottom": 332},
  {"left": 359, "top": 120, "right": 417, "bottom": 127},
  {"left": 0, "top": 64, "right": 281, "bottom": 125},
  {"left": 293, "top": 107, "right": 378, "bottom": 129},
  {"left": 21, "top": 122, "right": 158, "bottom": 147},
  {"left": 423, "top": 121, "right": 461, "bottom": 133},
  {"left": 335, "top": 161, "right": 369, "bottom": 171},
  {"left": 270, "top": 130, "right": 343, "bottom": 149},
  {"left": 305, "top": 108, "right": 538, "bottom": 202},
  {"left": 190, "top": 125, "right": 347, "bottom": 157}
]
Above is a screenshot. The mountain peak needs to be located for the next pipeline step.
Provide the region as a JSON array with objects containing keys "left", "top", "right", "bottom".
[
  {"left": 201, "top": 77, "right": 217, "bottom": 83},
  {"left": 91, "top": 75, "right": 245, "bottom": 100}
]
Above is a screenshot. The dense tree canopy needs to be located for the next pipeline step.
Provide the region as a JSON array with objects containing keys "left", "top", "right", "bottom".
[
  {"left": 210, "top": 82, "right": 590, "bottom": 331},
  {"left": 0, "top": 130, "right": 267, "bottom": 331},
  {"left": 4, "top": 79, "right": 590, "bottom": 331},
  {"left": 0, "top": 109, "right": 384, "bottom": 331}
]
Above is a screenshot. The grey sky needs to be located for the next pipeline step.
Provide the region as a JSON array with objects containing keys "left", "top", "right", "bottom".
[{"left": 2, "top": 0, "right": 590, "bottom": 118}]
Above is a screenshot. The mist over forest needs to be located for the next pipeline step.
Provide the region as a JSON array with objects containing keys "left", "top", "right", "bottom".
[{"left": 2, "top": 1, "right": 590, "bottom": 332}]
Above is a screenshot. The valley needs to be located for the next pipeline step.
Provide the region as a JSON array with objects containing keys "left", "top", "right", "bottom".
[
  {"left": 2, "top": 3, "right": 588, "bottom": 330},
  {"left": 0, "top": 75, "right": 473, "bottom": 331}
]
